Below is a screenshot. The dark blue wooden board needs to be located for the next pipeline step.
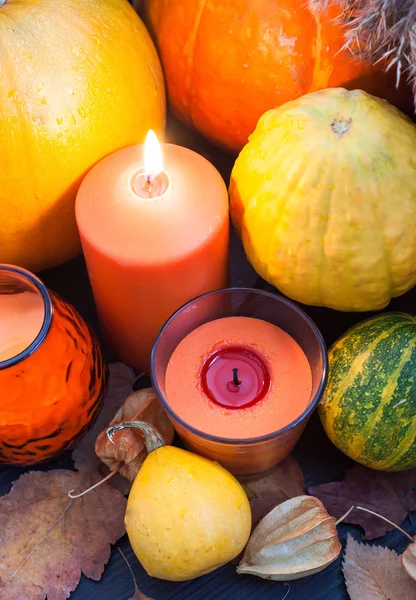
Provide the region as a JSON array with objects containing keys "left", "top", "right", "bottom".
[{"left": 1, "top": 115, "right": 415, "bottom": 600}]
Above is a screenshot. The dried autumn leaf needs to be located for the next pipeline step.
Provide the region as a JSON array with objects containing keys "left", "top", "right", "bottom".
[
  {"left": 309, "top": 465, "right": 416, "bottom": 539},
  {"left": 402, "top": 541, "right": 416, "bottom": 582},
  {"left": 239, "top": 457, "right": 305, "bottom": 527},
  {"left": 95, "top": 387, "right": 174, "bottom": 482},
  {"left": 237, "top": 495, "right": 341, "bottom": 581},
  {"left": 0, "top": 470, "right": 126, "bottom": 600},
  {"left": 342, "top": 534, "right": 416, "bottom": 600},
  {"left": 130, "top": 587, "right": 154, "bottom": 600},
  {"left": 72, "top": 362, "right": 137, "bottom": 473}
]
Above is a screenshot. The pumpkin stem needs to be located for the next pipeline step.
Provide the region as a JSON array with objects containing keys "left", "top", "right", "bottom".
[
  {"left": 107, "top": 420, "right": 166, "bottom": 453},
  {"left": 68, "top": 463, "right": 121, "bottom": 498},
  {"left": 336, "top": 505, "right": 414, "bottom": 542}
]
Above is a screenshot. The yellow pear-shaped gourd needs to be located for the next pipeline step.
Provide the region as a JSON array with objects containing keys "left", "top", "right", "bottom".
[
  {"left": 107, "top": 421, "right": 251, "bottom": 581},
  {"left": 229, "top": 88, "right": 416, "bottom": 312}
]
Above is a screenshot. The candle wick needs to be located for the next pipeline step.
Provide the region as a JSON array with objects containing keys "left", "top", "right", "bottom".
[
  {"left": 143, "top": 173, "right": 153, "bottom": 194},
  {"left": 233, "top": 368, "right": 241, "bottom": 387}
]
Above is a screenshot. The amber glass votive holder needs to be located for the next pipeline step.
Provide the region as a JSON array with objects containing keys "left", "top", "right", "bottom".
[
  {"left": 0, "top": 265, "right": 107, "bottom": 465},
  {"left": 151, "top": 288, "right": 328, "bottom": 475}
]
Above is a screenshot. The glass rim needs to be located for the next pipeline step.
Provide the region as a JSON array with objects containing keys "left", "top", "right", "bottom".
[
  {"left": 151, "top": 286, "right": 328, "bottom": 445},
  {"left": 0, "top": 264, "right": 53, "bottom": 371}
]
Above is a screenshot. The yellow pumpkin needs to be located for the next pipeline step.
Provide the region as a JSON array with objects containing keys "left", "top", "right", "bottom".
[
  {"left": 108, "top": 420, "right": 251, "bottom": 581},
  {"left": 0, "top": 0, "right": 165, "bottom": 272},
  {"left": 229, "top": 88, "right": 416, "bottom": 312}
]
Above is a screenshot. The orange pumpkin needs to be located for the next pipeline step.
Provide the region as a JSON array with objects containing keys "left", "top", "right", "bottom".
[
  {"left": 0, "top": 0, "right": 165, "bottom": 273},
  {"left": 146, "top": 0, "right": 410, "bottom": 153}
]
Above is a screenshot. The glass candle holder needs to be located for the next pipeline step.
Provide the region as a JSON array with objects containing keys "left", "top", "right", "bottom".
[
  {"left": 152, "top": 288, "right": 327, "bottom": 475},
  {"left": 0, "top": 265, "right": 107, "bottom": 465}
]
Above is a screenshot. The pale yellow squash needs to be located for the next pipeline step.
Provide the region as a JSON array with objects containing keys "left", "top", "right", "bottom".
[
  {"left": 229, "top": 88, "right": 416, "bottom": 312},
  {"left": 112, "top": 421, "right": 251, "bottom": 582}
]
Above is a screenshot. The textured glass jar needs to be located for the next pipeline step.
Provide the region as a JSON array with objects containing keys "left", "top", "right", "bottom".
[
  {"left": 152, "top": 288, "right": 328, "bottom": 475},
  {"left": 0, "top": 265, "right": 107, "bottom": 465}
]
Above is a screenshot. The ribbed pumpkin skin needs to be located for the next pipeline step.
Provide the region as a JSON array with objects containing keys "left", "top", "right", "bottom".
[
  {"left": 0, "top": 0, "right": 165, "bottom": 272},
  {"left": 319, "top": 313, "right": 416, "bottom": 471},
  {"left": 229, "top": 88, "right": 416, "bottom": 312},
  {"left": 146, "top": 0, "right": 410, "bottom": 153}
]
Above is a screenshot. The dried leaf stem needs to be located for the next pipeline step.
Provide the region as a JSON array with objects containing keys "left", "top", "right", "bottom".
[
  {"left": 336, "top": 505, "right": 414, "bottom": 542},
  {"left": 68, "top": 463, "right": 121, "bottom": 498},
  {"left": 118, "top": 547, "right": 155, "bottom": 600}
]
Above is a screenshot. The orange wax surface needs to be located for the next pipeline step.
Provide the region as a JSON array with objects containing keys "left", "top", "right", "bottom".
[
  {"left": 0, "top": 292, "right": 44, "bottom": 362},
  {"left": 75, "top": 144, "right": 229, "bottom": 373},
  {"left": 165, "top": 317, "right": 313, "bottom": 439}
]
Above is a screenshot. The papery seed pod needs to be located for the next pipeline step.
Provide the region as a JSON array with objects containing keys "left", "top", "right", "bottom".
[
  {"left": 402, "top": 541, "right": 416, "bottom": 582},
  {"left": 237, "top": 495, "right": 341, "bottom": 581},
  {"left": 95, "top": 388, "right": 174, "bottom": 482}
]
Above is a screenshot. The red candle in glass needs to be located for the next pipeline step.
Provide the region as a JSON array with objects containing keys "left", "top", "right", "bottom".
[
  {"left": 152, "top": 288, "right": 328, "bottom": 475},
  {"left": 165, "top": 316, "right": 312, "bottom": 440}
]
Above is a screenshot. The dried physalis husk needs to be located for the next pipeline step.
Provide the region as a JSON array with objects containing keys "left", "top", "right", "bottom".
[
  {"left": 95, "top": 388, "right": 174, "bottom": 482},
  {"left": 237, "top": 495, "right": 341, "bottom": 581},
  {"left": 402, "top": 541, "right": 416, "bottom": 581}
]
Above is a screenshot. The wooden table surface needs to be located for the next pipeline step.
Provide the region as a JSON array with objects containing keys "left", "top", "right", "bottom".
[{"left": 1, "top": 116, "right": 415, "bottom": 600}]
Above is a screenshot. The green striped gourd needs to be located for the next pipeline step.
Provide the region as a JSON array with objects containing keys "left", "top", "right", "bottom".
[{"left": 319, "top": 312, "right": 416, "bottom": 471}]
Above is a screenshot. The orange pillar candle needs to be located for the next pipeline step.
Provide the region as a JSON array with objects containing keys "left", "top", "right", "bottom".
[
  {"left": 165, "top": 317, "right": 312, "bottom": 440},
  {"left": 75, "top": 132, "right": 229, "bottom": 373}
]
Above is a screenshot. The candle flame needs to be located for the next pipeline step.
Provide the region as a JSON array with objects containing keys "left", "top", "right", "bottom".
[{"left": 144, "top": 130, "right": 163, "bottom": 182}]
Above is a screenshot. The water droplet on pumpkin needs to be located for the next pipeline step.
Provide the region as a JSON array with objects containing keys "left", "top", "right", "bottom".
[
  {"left": 77, "top": 107, "right": 86, "bottom": 118},
  {"left": 41, "top": 97, "right": 47, "bottom": 105},
  {"left": 56, "top": 117, "right": 63, "bottom": 125},
  {"left": 8, "top": 90, "right": 24, "bottom": 104},
  {"left": 71, "top": 115, "right": 76, "bottom": 125}
]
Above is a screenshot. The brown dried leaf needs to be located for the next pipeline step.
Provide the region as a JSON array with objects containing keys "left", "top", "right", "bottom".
[
  {"left": 130, "top": 588, "right": 154, "bottom": 600},
  {"left": 237, "top": 495, "right": 341, "bottom": 581},
  {"left": 402, "top": 541, "right": 416, "bottom": 582},
  {"left": 342, "top": 534, "right": 416, "bottom": 600},
  {"left": 240, "top": 457, "right": 305, "bottom": 527},
  {"left": 95, "top": 387, "right": 174, "bottom": 482},
  {"left": 0, "top": 470, "right": 127, "bottom": 600},
  {"left": 309, "top": 465, "right": 416, "bottom": 539},
  {"left": 72, "top": 362, "right": 137, "bottom": 473}
]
